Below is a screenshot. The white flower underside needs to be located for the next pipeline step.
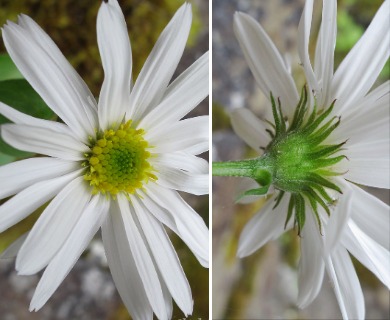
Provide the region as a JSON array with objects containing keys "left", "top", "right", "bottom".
[
  {"left": 232, "top": 0, "right": 390, "bottom": 319},
  {"left": 0, "top": 1, "right": 209, "bottom": 320}
]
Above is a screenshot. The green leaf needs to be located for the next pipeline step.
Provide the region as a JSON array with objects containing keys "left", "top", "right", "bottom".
[
  {"left": 0, "top": 79, "right": 55, "bottom": 157},
  {"left": 0, "top": 151, "right": 16, "bottom": 166},
  {"left": 0, "top": 54, "right": 23, "bottom": 81}
]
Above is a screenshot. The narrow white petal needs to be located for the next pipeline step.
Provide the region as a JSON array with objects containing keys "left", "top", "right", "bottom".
[
  {"left": 144, "top": 184, "right": 209, "bottom": 267},
  {"left": 324, "top": 179, "right": 352, "bottom": 254},
  {"left": 0, "top": 157, "right": 78, "bottom": 199},
  {"left": 1, "top": 124, "right": 89, "bottom": 161},
  {"left": 2, "top": 18, "right": 98, "bottom": 141},
  {"left": 237, "top": 193, "right": 291, "bottom": 258},
  {"left": 16, "top": 176, "right": 91, "bottom": 275},
  {"left": 331, "top": 0, "right": 390, "bottom": 111},
  {"left": 341, "top": 143, "right": 389, "bottom": 189},
  {"left": 326, "top": 246, "right": 365, "bottom": 320},
  {"left": 29, "top": 194, "right": 109, "bottom": 311},
  {"left": 298, "top": 211, "right": 325, "bottom": 308},
  {"left": 233, "top": 12, "right": 299, "bottom": 117},
  {"left": 335, "top": 88, "right": 389, "bottom": 144},
  {"left": 347, "top": 183, "right": 389, "bottom": 250},
  {"left": 97, "top": 0, "right": 132, "bottom": 130},
  {"left": 0, "top": 232, "right": 28, "bottom": 259},
  {"left": 159, "top": 274, "right": 174, "bottom": 320},
  {"left": 154, "top": 166, "right": 208, "bottom": 195},
  {"left": 316, "top": 0, "right": 337, "bottom": 106},
  {"left": 131, "top": 196, "right": 193, "bottom": 316},
  {"left": 336, "top": 91, "right": 390, "bottom": 188},
  {"left": 139, "top": 52, "right": 209, "bottom": 130},
  {"left": 230, "top": 108, "right": 270, "bottom": 152},
  {"left": 343, "top": 221, "right": 390, "bottom": 289},
  {"left": 297, "top": 0, "right": 318, "bottom": 95},
  {"left": 151, "top": 152, "right": 208, "bottom": 174},
  {"left": 0, "top": 169, "right": 82, "bottom": 233},
  {"left": 127, "top": 3, "right": 192, "bottom": 122},
  {"left": 102, "top": 209, "right": 153, "bottom": 320},
  {"left": 146, "top": 116, "right": 209, "bottom": 154},
  {"left": 117, "top": 195, "right": 167, "bottom": 320},
  {"left": 139, "top": 193, "right": 179, "bottom": 237},
  {"left": 0, "top": 101, "right": 74, "bottom": 135}
]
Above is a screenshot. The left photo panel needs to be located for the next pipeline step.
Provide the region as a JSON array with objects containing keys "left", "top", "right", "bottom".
[{"left": 0, "top": 0, "right": 210, "bottom": 319}]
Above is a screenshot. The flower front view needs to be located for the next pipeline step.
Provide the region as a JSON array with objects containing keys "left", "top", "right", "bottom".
[
  {"left": 0, "top": 1, "right": 209, "bottom": 319},
  {"left": 213, "top": 0, "right": 389, "bottom": 319}
]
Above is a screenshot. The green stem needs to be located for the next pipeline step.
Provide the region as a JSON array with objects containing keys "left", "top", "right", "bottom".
[
  {"left": 212, "top": 157, "right": 273, "bottom": 187},
  {"left": 212, "top": 159, "right": 257, "bottom": 177}
]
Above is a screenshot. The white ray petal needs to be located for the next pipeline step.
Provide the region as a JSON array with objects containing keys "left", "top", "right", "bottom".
[
  {"left": 0, "top": 101, "right": 74, "bottom": 135},
  {"left": 117, "top": 195, "right": 167, "bottom": 320},
  {"left": 146, "top": 116, "right": 209, "bottom": 154},
  {"left": 144, "top": 184, "right": 209, "bottom": 267},
  {"left": 298, "top": 211, "right": 325, "bottom": 308},
  {"left": 233, "top": 12, "right": 299, "bottom": 118},
  {"left": 127, "top": 3, "right": 192, "bottom": 122},
  {"left": 0, "top": 169, "right": 82, "bottom": 233},
  {"left": 16, "top": 176, "right": 91, "bottom": 275},
  {"left": 131, "top": 196, "right": 193, "bottom": 316},
  {"left": 97, "top": 0, "right": 132, "bottom": 130},
  {"left": 347, "top": 183, "right": 389, "bottom": 250},
  {"left": 316, "top": 0, "right": 337, "bottom": 106},
  {"left": 331, "top": 0, "right": 390, "bottom": 112},
  {"left": 326, "top": 246, "right": 365, "bottom": 320},
  {"left": 150, "top": 152, "right": 208, "bottom": 174},
  {"left": 237, "top": 193, "right": 291, "bottom": 258},
  {"left": 30, "top": 194, "right": 109, "bottom": 311},
  {"left": 102, "top": 209, "right": 153, "bottom": 320},
  {"left": 0, "top": 157, "right": 78, "bottom": 199},
  {"left": 2, "top": 19, "right": 97, "bottom": 141},
  {"left": 342, "top": 221, "right": 390, "bottom": 289},
  {"left": 339, "top": 138, "right": 390, "bottom": 189},
  {"left": 324, "top": 179, "right": 352, "bottom": 254},
  {"left": 230, "top": 108, "right": 270, "bottom": 152},
  {"left": 154, "top": 166, "right": 208, "bottom": 195},
  {"left": 297, "top": 0, "right": 318, "bottom": 95},
  {"left": 139, "top": 52, "right": 209, "bottom": 130},
  {"left": 1, "top": 124, "right": 89, "bottom": 161}
]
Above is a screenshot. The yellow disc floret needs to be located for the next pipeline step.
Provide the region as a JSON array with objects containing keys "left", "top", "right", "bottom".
[{"left": 84, "top": 120, "right": 156, "bottom": 196}]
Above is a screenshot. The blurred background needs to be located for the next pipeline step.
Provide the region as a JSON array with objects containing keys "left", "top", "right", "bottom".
[
  {"left": 212, "top": 0, "right": 389, "bottom": 319},
  {"left": 0, "top": 0, "right": 209, "bottom": 319}
]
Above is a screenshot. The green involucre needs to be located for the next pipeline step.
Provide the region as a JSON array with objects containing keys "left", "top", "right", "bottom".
[{"left": 213, "top": 86, "right": 347, "bottom": 235}]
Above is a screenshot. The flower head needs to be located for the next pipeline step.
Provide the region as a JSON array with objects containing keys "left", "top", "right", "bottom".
[
  {"left": 214, "top": 0, "right": 389, "bottom": 318},
  {"left": 0, "top": 1, "right": 209, "bottom": 319}
]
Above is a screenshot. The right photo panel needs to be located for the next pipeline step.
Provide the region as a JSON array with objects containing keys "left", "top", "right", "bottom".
[{"left": 212, "top": 0, "right": 390, "bottom": 319}]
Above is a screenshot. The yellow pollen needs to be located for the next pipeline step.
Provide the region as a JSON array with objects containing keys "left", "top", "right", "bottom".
[{"left": 84, "top": 120, "right": 156, "bottom": 196}]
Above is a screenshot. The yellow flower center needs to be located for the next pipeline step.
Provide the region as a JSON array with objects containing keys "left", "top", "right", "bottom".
[{"left": 84, "top": 120, "right": 156, "bottom": 196}]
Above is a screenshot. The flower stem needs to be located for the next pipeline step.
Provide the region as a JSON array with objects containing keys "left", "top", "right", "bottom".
[{"left": 212, "top": 157, "right": 272, "bottom": 187}]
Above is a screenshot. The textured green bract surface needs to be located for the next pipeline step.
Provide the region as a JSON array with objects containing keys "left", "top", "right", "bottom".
[
  {"left": 213, "top": 87, "right": 346, "bottom": 235},
  {"left": 0, "top": 79, "right": 55, "bottom": 158}
]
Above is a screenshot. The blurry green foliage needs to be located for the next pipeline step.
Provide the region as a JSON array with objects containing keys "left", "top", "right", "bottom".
[
  {"left": 335, "top": 10, "right": 364, "bottom": 53},
  {"left": 0, "top": 54, "right": 23, "bottom": 80}
]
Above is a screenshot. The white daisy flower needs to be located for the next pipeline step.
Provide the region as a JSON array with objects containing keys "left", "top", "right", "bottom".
[
  {"left": 0, "top": 1, "right": 209, "bottom": 319},
  {"left": 214, "top": 0, "right": 389, "bottom": 318}
]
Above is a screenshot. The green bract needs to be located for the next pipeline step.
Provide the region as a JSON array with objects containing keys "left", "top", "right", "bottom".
[{"left": 213, "top": 86, "right": 347, "bottom": 235}]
